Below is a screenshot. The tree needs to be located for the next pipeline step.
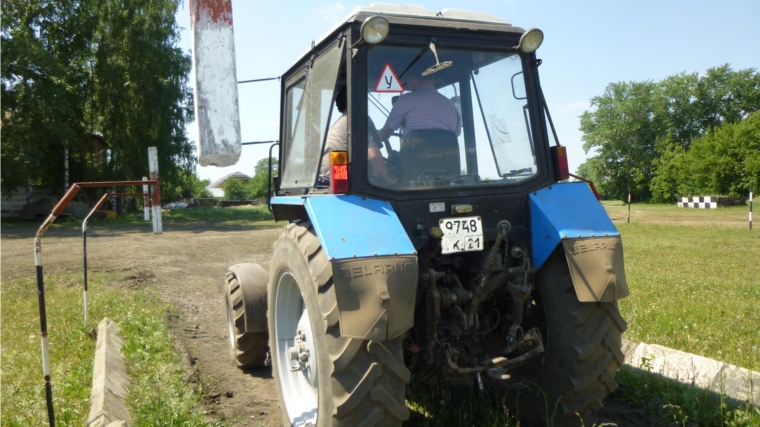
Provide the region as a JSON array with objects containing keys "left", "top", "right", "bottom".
[
  {"left": 162, "top": 170, "right": 213, "bottom": 199},
  {"left": 1, "top": 0, "right": 99, "bottom": 193},
  {"left": 223, "top": 178, "right": 254, "bottom": 201},
  {"left": 250, "top": 157, "right": 278, "bottom": 198},
  {"left": 579, "top": 81, "right": 664, "bottom": 202},
  {"left": 1, "top": 0, "right": 194, "bottom": 199},
  {"left": 682, "top": 112, "right": 760, "bottom": 197},
  {"left": 579, "top": 65, "right": 760, "bottom": 202},
  {"left": 92, "top": 0, "right": 194, "bottom": 188},
  {"left": 575, "top": 156, "right": 613, "bottom": 200}
]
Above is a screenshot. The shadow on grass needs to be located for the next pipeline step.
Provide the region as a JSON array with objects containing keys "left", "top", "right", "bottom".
[
  {"left": 402, "top": 367, "right": 759, "bottom": 427},
  {"left": 612, "top": 365, "right": 759, "bottom": 427}
]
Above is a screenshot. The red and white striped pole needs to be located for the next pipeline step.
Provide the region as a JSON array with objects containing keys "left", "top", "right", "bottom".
[
  {"left": 190, "top": 0, "right": 242, "bottom": 167},
  {"left": 750, "top": 182, "right": 754, "bottom": 231},
  {"left": 143, "top": 177, "right": 150, "bottom": 221},
  {"left": 148, "top": 147, "right": 162, "bottom": 234}
]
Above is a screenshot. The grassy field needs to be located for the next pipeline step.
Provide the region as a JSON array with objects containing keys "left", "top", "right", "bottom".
[
  {"left": 0, "top": 271, "right": 221, "bottom": 426},
  {"left": 607, "top": 203, "right": 760, "bottom": 426},
  {"left": 607, "top": 203, "right": 759, "bottom": 371}
]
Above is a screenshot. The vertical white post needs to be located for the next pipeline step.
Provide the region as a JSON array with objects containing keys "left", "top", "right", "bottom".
[
  {"left": 148, "top": 147, "right": 163, "bottom": 234},
  {"left": 142, "top": 177, "right": 150, "bottom": 221}
]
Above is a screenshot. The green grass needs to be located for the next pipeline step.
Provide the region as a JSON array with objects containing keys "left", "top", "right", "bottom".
[
  {"left": 405, "top": 384, "right": 520, "bottom": 426},
  {"left": 609, "top": 203, "right": 760, "bottom": 426},
  {"left": 0, "top": 271, "right": 219, "bottom": 426},
  {"left": 612, "top": 210, "right": 760, "bottom": 371}
]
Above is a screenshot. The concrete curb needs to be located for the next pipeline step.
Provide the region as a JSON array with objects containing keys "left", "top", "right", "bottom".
[
  {"left": 622, "top": 338, "right": 759, "bottom": 406},
  {"left": 87, "top": 318, "right": 133, "bottom": 427}
]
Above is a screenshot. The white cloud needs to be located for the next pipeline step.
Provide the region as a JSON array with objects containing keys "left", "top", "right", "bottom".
[
  {"left": 556, "top": 101, "right": 589, "bottom": 113},
  {"left": 317, "top": 2, "right": 346, "bottom": 24}
]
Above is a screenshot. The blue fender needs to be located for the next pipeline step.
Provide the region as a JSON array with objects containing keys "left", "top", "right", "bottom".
[
  {"left": 530, "top": 182, "right": 619, "bottom": 269},
  {"left": 270, "top": 195, "right": 417, "bottom": 260},
  {"left": 270, "top": 195, "right": 418, "bottom": 340}
]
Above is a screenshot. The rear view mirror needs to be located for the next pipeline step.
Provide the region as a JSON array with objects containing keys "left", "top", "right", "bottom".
[{"left": 511, "top": 71, "right": 526, "bottom": 100}]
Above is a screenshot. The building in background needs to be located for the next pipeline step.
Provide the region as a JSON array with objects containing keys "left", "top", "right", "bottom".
[{"left": 206, "top": 171, "right": 252, "bottom": 198}]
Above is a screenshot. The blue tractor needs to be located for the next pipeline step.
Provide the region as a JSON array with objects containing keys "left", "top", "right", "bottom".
[{"left": 221, "top": 5, "right": 629, "bottom": 426}]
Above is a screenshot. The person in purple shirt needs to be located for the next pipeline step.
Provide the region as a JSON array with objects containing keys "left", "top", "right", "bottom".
[{"left": 377, "top": 74, "right": 462, "bottom": 143}]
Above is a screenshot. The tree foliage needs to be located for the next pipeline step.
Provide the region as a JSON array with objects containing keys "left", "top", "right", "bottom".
[
  {"left": 659, "top": 112, "right": 760, "bottom": 198},
  {"left": 223, "top": 178, "right": 253, "bottom": 201},
  {"left": 578, "top": 65, "right": 760, "bottom": 202},
  {"left": 250, "top": 157, "right": 278, "bottom": 198},
  {"left": 1, "top": 0, "right": 193, "bottom": 199},
  {"left": 162, "top": 170, "right": 212, "bottom": 199}
]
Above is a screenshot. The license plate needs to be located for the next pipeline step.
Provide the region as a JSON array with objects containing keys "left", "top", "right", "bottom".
[{"left": 439, "top": 216, "right": 483, "bottom": 254}]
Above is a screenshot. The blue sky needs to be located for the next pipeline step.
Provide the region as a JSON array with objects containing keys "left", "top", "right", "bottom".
[{"left": 175, "top": 0, "right": 760, "bottom": 182}]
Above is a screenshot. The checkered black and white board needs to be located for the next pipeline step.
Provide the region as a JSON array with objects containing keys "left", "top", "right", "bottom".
[{"left": 677, "top": 196, "right": 718, "bottom": 209}]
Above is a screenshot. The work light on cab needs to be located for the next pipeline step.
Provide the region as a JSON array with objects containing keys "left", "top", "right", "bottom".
[
  {"left": 330, "top": 151, "right": 349, "bottom": 194},
  {"left": 361, "top": 16, "right": 389, "bottom": 44},
  {"left": 517, "top": 28, "right": 544, "bottom": 53}
]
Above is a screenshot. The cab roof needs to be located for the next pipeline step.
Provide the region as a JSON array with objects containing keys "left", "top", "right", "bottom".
[
  {"left": 292, "top": 3, "right": 522, "bottom": 69},
  {"left": 344, "top": 3, "right": 512, "bottom": 26}
]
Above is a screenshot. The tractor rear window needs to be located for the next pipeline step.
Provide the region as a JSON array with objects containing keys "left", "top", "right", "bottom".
[{"left": 366, "top": 44, "right": 537, "bottom": 190}]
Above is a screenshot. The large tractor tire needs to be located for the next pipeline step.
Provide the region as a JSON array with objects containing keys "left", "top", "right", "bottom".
[
  {"left": 225, "top": 273, "right": 269, "bottom": 368},
  {"left": 268, "top": 221, "right": 410, "bottom": 427},
  {"left": 505, "top": 247, "right": 627, "bottom": 425}
]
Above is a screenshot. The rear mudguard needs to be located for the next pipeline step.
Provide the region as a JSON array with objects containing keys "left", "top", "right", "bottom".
[
  {"left": 227, "top": 263, "right": 269, "bottom": 333},
  {"left": 530, "top": 182, "right": 629, "bottom": 302},
  {"left": 271, "top": 195, "right": 418, "bottom": 341}
]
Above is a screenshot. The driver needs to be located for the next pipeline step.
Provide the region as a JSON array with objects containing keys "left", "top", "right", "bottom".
[
  {"left": 319, "top": 86, "right": 396, "bottom": 186},
  {"left": 377, "top": 75, "right": 461, "bottom": 142}
]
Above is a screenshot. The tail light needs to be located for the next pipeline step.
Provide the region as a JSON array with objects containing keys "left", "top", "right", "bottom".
[
  {"left": 550, "top": 145, "right": 569, "bottom": 181},
  {"left": 330, "top": 151, "right": 349, "bottom": 194}
]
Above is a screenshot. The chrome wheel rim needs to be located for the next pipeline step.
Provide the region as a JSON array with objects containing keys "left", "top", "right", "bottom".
[{"left": 274, "top": 270, "right": 318, "bottom": 426}]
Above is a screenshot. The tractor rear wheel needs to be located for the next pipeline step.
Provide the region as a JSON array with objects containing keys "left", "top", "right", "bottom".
[
  {"left": 225, "top": 273, "right": 269, "bottom": 368},
  {"left": 503, "top": 247, "right": 627, "bottom": 425},
  {"left": 268, "top": 221, "right": 410, "bottom": 427}
]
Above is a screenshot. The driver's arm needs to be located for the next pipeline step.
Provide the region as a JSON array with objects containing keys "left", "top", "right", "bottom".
[
  {"left": 368, "top": 146, "right": 397, "bottom": 185},
  {"left": 377, "top": 124, "right": 393, "bottom": 143}
]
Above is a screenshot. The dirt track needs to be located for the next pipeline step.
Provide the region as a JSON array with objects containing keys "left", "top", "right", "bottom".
[{"left": 0, "top": 221, "right": 666, "bottom": 427}]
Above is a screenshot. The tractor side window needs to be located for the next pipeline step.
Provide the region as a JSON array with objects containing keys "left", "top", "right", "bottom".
[
  {"left": 280, "top": 43, "right": 343, "bottom": 189},
  {"left": 284, "top": 77, "right": 306, "bottom": 145}
]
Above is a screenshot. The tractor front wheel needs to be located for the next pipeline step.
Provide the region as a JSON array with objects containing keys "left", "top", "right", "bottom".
[
  {"left": 225, "top": 273, "right": 269, "bottom": 368},
  {"left": 268, "top": 221, "right": 410, "bottom": 427}
]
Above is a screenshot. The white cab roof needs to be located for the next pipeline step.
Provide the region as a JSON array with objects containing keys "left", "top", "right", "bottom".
[
  {"left": 347, "top": 3, "right": 511, "bottom": 25},
  {"left": 295, "top": 4, "right": 515, "bottom": 67}
]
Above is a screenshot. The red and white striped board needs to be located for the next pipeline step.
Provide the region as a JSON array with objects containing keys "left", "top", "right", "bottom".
[{"left": 190, "top": 0, "right": 242, "bottom": 167}]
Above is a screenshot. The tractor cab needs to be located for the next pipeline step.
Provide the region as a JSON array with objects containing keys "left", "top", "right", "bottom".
[{"left": 273, "top": 5, "right": 563, "bottom": 209}]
